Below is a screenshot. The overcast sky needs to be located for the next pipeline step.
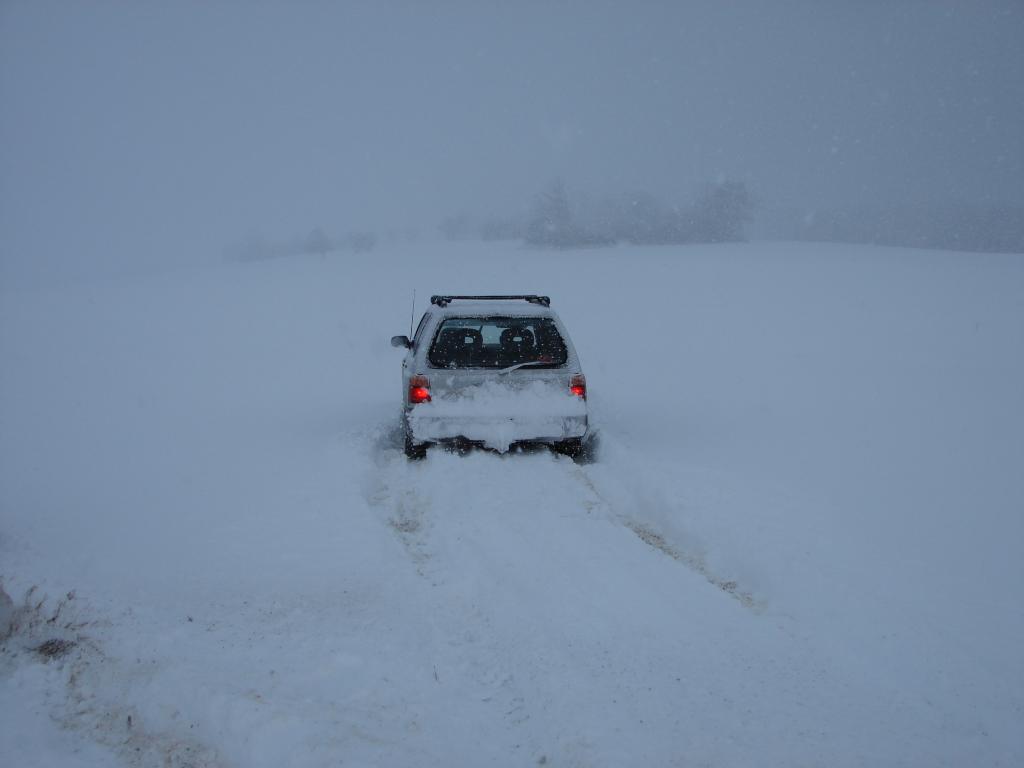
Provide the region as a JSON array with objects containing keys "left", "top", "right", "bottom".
[{"left": 2, "top": 1, "right": 1022, "bottom": 281}]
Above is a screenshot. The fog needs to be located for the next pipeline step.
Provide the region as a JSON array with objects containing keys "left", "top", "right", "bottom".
[{"left": 2, "top": 1, "right": 1022, "bottom": 283}]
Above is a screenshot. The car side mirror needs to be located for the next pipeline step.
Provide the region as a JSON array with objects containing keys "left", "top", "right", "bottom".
[{"left": 391, "top": 335, "right": 412, "bottom": 349}]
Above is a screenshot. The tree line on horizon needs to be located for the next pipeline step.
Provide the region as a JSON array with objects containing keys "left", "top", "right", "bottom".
[
  {"left": 226, "top": 180, "right": 1024, "bottom": 263},
  {"left": 441, "top": 179, "right": 755, "bottom": 248}
]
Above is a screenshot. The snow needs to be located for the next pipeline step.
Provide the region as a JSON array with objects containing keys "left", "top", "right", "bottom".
[{"left": 1, "top": 240, "right": 1022, "bottom": 766}]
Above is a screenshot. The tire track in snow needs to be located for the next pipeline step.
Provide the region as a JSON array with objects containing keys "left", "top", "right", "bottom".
[
  {"left": 623, "top": 521, "right": 760, "bottom": 611},
  {"left": 370, "top": 424, "right": 763, "bottom": 614},
  {"left": 361, "top": 426, "right": 773, "bottom": 763},
  {"left": 364, "top": 440, "right": 613, "bottom": 761},
  {"left": 567, "top": 459, "right": 764, "bottom": 612},
  {"left": 367, "top": 425, "right": 436, "bottom": 579}
]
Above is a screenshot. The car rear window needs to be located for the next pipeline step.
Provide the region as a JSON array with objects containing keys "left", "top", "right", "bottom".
[{"left": 428, "top": 316, "right": 568, "bottom": 369}]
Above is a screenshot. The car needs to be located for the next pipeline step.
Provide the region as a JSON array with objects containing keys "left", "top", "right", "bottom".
[{"left": 390, "top": 295, "right": 589, "bottom": 459}]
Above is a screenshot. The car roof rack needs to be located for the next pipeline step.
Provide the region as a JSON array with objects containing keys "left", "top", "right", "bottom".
[{"left": 430, "top": 295, "right": 551, "bottom": 308}]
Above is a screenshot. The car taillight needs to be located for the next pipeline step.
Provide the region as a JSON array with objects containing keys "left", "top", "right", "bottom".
[
  {"left": 570, "top": 374, "right": 586, "bottom": 399},
  {"left": 409, "top": 375, "right": 431, "bottom": 404}
]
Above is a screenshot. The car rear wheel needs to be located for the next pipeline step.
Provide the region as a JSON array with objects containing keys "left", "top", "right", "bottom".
[{"left": 404, "top": 432, "right": 428, "bottom": 460}]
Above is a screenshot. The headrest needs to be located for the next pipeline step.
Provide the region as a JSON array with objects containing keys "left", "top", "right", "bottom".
[
  {"left": 439, "top": 327, "right": 482, "bottom": 348},
  {"left": 499, "top": 327, "right": 534, "bottom": 346}
]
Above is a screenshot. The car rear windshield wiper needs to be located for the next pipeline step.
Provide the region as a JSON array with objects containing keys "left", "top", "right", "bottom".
[{"left": 497, "top": 360, "right": 557, "bottom": 375}]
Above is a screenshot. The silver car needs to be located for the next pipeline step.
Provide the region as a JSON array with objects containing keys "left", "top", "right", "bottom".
[{"left": 391, "top": 295, "right": 588, "bottom": 459}]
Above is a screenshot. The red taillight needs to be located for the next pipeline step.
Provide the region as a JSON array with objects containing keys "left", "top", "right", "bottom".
[
  {"left": 409, "top": 375, "right": 431, "bottom": 404},
  {"left": 570, "top": 374, "right": 586, "bottom": 399}
]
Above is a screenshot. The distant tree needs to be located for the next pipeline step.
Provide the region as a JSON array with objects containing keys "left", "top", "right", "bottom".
[
  {"left": 481, "top": 214, "right": 527, "bottom": 241},
  {"left": 303, "top": 227, "right": 333, "bottom": 257},
  {"left": 226, "top": 233, "right": 280, "bottom": 262},
  {"left": 439, "top": 213, "right": 474, "bottom": 241},
  {"left": 562, "top": 182, "right": 754, "bottom": 246},
  {"left": 525, "top": 179, "right": 611, "bottom": 248},
  {"left": 687, "top": 180, "right": 754, "bottom": 242},
  {"left": 526, "top": 179, "right": 572, "bottom": 245},
  {"left": 347, "top": 231, "right": 377, "bottom": 253},
  {"left": 593, "top": 191, "right": 680, "bottom": 244}
]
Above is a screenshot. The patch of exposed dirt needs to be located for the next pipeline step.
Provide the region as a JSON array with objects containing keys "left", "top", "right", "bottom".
[{"left": 34, "top": 637, "right": 77, "bottom": 660}]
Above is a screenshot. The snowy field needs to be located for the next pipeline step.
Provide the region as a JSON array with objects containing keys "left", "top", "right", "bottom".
[{"left": 1, "top": 241, "right": 1022, "bottom": 767}]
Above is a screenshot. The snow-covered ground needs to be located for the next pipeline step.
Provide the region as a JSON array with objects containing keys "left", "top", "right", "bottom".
[{"left": 1, "top": 241, "right": 1022, "bottom": 767}]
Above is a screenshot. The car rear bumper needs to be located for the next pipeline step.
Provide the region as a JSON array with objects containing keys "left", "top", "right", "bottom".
[{"left": 408, "top": 411, "right": 587, "bottom": 453}]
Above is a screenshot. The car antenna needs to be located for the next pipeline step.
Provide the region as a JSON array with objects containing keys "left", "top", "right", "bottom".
[{"left": 409, "top": 289, "right": 416, "bottom": 339}]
